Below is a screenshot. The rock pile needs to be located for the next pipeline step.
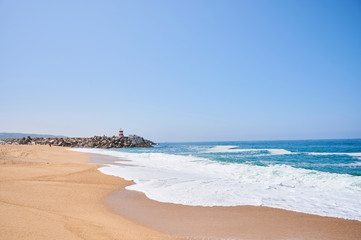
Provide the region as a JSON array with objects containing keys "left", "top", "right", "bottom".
[{"left": 2, "top": 135, "right": 155, "bottom": 148}]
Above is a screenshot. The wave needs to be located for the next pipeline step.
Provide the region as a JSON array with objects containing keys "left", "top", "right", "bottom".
[
  {"left": 327, "top": 162, "right": 361, "bottom": 167},
  {"left": 204, "top": 146, "right": 361, "bottom": 159},
  {"left": 73, "top": 148, "right": 361, "bottom": 221},
  {"left": 203, "top": 145, "right": 293, "bottom": 155},
  {"left": 307, "top": 152, "right": 361, "bottom": 158}
]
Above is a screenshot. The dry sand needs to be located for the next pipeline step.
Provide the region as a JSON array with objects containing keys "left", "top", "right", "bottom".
[
  {"left": 0, "top": 145, "right": 173, "bottom": 240},
  {"left": 1, "top": 145, "right": 360, "bottom": 240}
]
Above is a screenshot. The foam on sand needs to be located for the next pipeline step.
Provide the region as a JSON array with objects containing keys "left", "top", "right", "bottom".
[{"left": 74, "top": 148, "right": 361, "bottom": 221}]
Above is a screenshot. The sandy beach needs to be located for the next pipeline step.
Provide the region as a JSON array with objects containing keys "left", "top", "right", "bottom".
[
  {"left": 0, "top": 145, "right": 173, "bottom": 240},
  {"left": 1, "top": 145, "right": 361, "bottom": 240}
]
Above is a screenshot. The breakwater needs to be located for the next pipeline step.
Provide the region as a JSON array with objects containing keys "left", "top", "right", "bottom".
[{"left": 2, "top": 135, "right": 155, "bottom": 148}]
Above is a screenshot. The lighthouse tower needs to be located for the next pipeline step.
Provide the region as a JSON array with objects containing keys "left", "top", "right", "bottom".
[{"left": 119, "top": 129, "right": 124, "bottom": 137}]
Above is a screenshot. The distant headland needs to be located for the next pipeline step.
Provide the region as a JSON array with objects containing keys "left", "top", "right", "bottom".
[{"left": 0, "top": 132, "right": 67, "bottom": 139}]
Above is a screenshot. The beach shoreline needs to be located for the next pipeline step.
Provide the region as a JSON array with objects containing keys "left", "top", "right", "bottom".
[
  {"left": 106, "top": 189, "right": 361, "bottom": 240},
  {"left": 91, "top": 153, "right": 361, "bottom": 240},
  {"left": 1, "top": 145, "right": 361, "bottom": 240}
]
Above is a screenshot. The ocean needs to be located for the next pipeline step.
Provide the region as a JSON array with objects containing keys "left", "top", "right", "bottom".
[{"left": 75, "top": 139, "right": 361, "bottom": 221}]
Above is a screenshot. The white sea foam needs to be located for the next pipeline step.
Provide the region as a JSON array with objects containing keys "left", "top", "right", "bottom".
[
  {"left": 73, "top": 148, "right": 361, "bottom": 221},
  {"left": 333, "top": 162, "right": 361, "bottom": 167},
  {"left": 307, "top": 152, "right": 361, "bottom": 157},
  {"left": 205, "top": 146, "right": 361, "bottom": 159},
  {"left": 204, "top": 145, "right": 293, "bottom": 155}
]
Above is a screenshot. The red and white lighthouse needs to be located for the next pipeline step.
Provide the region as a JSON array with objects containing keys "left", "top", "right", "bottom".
[{"left": 119, "top": 129, "right": 124, "bottom": 137}]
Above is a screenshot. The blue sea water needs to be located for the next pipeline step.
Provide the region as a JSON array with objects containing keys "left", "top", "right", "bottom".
[
  {"left": 76, "top": 139, "right": 361, "bottom": 220},
  {"left": 116, "top": 139, "right": 361, "bottom": 176}
]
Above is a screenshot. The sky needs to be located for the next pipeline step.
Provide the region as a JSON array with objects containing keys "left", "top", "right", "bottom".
[{"left": 1, "top": 0, "right": 361, "bottom": 142}]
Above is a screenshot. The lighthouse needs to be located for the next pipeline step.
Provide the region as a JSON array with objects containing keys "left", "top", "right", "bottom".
[{"left": 119, "top": 129, "right": 124, "bottom": 137}]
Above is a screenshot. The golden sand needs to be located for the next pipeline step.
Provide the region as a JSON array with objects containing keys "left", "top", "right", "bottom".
[{"left": 0, "top": 145, "right": 173, "bottom": 240}]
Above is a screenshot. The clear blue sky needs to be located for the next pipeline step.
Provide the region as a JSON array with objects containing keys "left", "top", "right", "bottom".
[{"left": 1, "top": 0, "right": 360, "bottom": 142}]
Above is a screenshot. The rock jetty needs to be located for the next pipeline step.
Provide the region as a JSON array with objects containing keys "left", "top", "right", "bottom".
[{"left": 2, "top": 135, "right": 155, "bottom": 148}]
